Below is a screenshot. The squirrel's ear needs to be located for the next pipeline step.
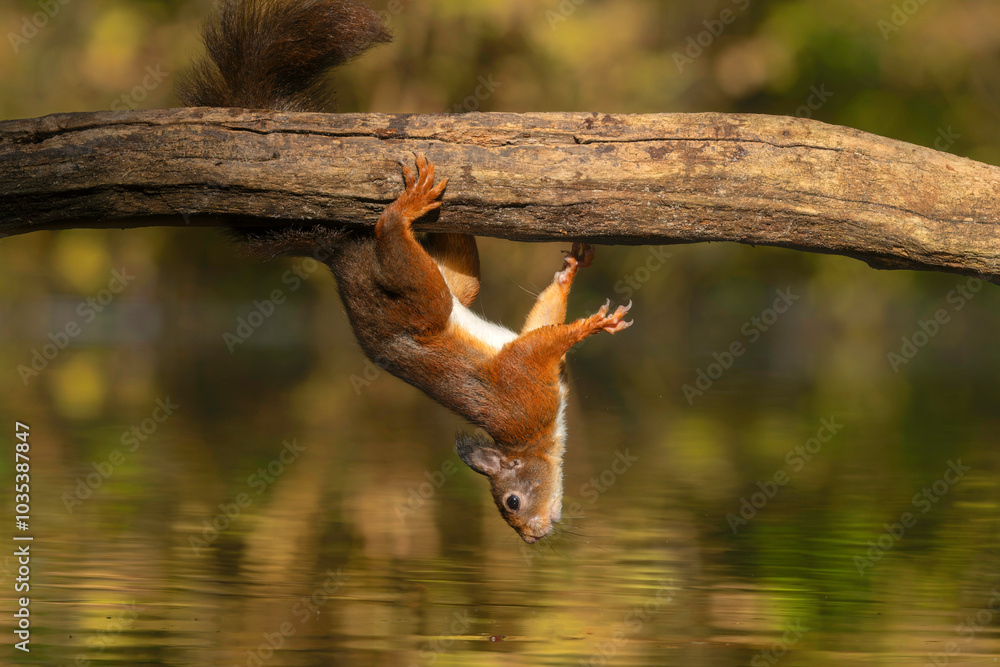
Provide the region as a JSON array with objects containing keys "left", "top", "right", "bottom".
[{"left": 456, "top": 431, "right": 503, "bottom": 477}]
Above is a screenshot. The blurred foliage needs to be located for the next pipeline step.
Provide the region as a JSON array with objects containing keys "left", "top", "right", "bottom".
[{"left": 1, "top": 0, "right": 1000, "bottom": 664}]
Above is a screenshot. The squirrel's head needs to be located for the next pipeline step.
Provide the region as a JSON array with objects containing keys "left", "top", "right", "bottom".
[{"left": 456, "top": 431, "right": 564, "bottom": 543}]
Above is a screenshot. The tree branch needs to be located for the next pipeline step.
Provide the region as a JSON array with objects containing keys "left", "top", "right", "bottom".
[{"left": 2, "top": 109, "right": 998, "bottom": 279}]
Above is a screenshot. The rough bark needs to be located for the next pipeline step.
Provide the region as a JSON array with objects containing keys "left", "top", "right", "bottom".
[{"left": 1, "top": 108, "right": 998, "bottom": 279}]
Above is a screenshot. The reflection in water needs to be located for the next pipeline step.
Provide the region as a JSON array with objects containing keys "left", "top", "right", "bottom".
[{"left": 1, "top": 231, "right": 999, "bottom": 666}]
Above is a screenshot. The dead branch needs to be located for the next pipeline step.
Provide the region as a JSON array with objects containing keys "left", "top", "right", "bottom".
[{"left": 1, "top": 109, "right": 998, "bottom": 278}]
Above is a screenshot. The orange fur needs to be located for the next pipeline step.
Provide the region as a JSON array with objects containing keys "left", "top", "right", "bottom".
[
  {"left": 424, "top": 233, "right": 481, "bottom": 307},
  {"left": 327, "top": 155, "right": 632, "bottom": 542},
  {"left": 178, "top": 0, "right": 636, "bottom": 542}
]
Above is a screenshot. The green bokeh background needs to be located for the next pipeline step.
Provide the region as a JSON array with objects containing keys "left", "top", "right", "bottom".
[{"left": 1, "top": 1, "right": 999, "bottom": 665}]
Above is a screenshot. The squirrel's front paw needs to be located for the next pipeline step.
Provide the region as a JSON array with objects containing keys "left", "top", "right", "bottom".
[
  {"left": 586, "top": 299, "right": 633, "bottom": 334},
  {"left": 394, "top": 154, "right": 448, "bottom": 222},
  {"left": 556, "top": 243, "right": 595, "bottom": 285}
]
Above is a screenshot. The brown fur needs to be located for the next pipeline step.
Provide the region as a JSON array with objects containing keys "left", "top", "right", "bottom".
[
  {"left": 329, "top": 158, "right": 627, "bottom": 451},
  {"left": 232, "top": 157, "right": 630, "bottom": 543},
  {"left": 178, "top": 1, "right": 632, "bottom": 542},
  {"left": 328, "top": 156, "right": 630, "bottom": 542},
  {"left": 177, "top": 0, "right": 391, "bottom": 111}
]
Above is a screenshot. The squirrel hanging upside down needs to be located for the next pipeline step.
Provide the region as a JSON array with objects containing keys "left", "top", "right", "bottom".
[{"left": 178, "top": 0, "right": 632, "bottom": 543}]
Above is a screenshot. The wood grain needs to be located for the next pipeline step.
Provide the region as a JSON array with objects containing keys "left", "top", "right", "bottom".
[{"left": 1, "top": 108, "right": 998, "bottom": 278}]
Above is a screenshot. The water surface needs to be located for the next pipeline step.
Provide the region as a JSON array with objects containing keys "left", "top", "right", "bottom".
[{"left": 2, "top": 232, "right": 998, "bottom": 666}]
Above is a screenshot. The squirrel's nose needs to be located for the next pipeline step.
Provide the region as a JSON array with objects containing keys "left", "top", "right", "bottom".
[{"left": 523, "top": 516, "right": 553, "bottom": 542}]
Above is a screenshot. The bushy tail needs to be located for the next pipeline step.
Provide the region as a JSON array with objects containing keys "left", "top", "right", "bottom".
[{"left": 177, "top": 0, "right": 391, "bottom": 112}]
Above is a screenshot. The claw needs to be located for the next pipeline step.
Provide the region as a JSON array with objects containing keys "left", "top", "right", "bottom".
[
  {"left": 391, "top": 154, "right": 447, "bottom": 223},
  {"left": 603, "top": 318, "right": 633, "bottom": 334},
  {"left": 614, "top": 300, "right": 633, "bottom": 317},
  {"left": 430, "top": 176, "right": 448, "bottom": 197},
  {"left": 420, "top": 161, "right": 433, "bottom": 189},
  {"left": 590, "top": 298, "right": 633, "bottom": 334},
  {"left": 557, "top": 243, "right": 595, "bottom": 287},
  {"left": 562, "top": 243, "right": 595, "bottom": 267},
  {"left": 574, "top": 242, "right": 595, "bottom": 268}
]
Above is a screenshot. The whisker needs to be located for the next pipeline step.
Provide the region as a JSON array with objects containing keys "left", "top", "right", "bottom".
[
  {"left": 557, "top": 526, "right": 585, "bottom": 538},
  {"left": 547, "top": 539, "right": 562, "bottom": 558},
  {"left": 514, "top": 281, "right": 542, "bottom": 299}
]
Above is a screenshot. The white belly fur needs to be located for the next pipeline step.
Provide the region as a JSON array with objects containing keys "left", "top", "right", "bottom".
[{"left": 447, "top": 296, "right": 518, "bottom": 353}]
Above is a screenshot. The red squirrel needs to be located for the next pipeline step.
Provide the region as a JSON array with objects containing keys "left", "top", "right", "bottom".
[{"left": 179, "top": 0, "right": 633, "bottom": 543}]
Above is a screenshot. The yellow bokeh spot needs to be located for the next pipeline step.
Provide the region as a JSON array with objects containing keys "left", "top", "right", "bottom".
[
  {"left": 50, "top": 354, "right": 108, "bottom": 420},
  {"left": 52, "top": 231, "right": 111, "bottom": 293},
  {"left": 82, "top": 7, "right": 147, "bottom": 87}
]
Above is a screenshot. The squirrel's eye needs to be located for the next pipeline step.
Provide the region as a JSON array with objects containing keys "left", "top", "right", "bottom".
[{"left": 505, "top": 495, "right": 521, "bottom": 511}]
